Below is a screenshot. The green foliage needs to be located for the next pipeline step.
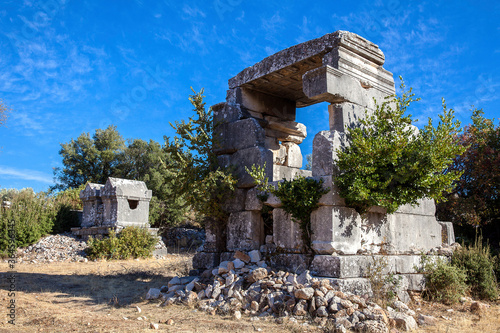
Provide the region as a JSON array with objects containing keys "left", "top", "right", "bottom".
[
  {"left": 53, "top": 125, "right": 126, "bottom": 190},
  {"left": 247, "top": 163, "right": 328, "bottom": 251},
  {"left": 366, "top": 256, "right": 402, "bottom": 305},
  {"left": 451, "top": 237, "right": 498, "bottom": 301},
  {"left": 420, "top": 256, "right": 468, "bottom": 304},
  {"left": 0, "top": 189, "right": 55, "bottom": 253},
  {"left": 163, "top": 88, "right": 236, "bottom": 227},
  {"left": 85, "top": 227, "right": 157, "bottom": 260},
  {"left": 437, "top": 109, "right": 499, "bottom": 227},
  {"left": 118, "top": 138, "right": 189, "bottom": 228},
  {"left": 335, "top": 78, "right": 465, "bottom": 215},
  {"left": 54, "top": 127, "right": 188, "bottom": 228},
  {"left": 51, "top": 184, "right": 85, "bottom": 234}
]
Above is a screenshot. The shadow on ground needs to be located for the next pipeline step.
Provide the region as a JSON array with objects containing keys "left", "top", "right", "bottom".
[{"left": 0, "top": 268, "right": 175, "bottom": 306}]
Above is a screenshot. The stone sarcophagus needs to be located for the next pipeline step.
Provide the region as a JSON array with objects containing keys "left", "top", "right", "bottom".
[
  {"left": 79, "top": 177, "right": 152, "bottom": 229},
  {"left": 194, "top": 31, "right": 455, "bottom": 293}
]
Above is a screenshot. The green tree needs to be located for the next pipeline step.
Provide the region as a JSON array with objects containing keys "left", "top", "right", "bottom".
[
  {"left": 117, "top": 139, "right": 188, "bottom": 228},
  {"left": 54, "top": 128, "right": 188, "bottom": 228},
  {"left": 53, "top": 125, "right": 126, "bottom": 190},
  {"left": 437, "top": 109, "right": 499, "bottom": 228},
  {"left": 335, "top": 79, "right": 466, "bottom": 215},
  {"left": 163, "top": 89, "right": 236, "bottom": 247}
]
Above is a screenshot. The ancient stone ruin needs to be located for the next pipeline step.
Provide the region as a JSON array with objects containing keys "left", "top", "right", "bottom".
[
  {"left": 72, "top": 177, "right": 153, "bottom": 238},
  {"left": 193, "top": 31, "right": 455, "bottom": 294}
]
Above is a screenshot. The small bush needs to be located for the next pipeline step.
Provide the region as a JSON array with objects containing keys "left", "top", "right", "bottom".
[
  {"left": 0, "top": 189, "right": 55, "bottom": 254},
  {"left": 366, "top": 256, "right": 402, "bottom": 305},
  {"left": 421, "top": 257, "right": 468, "bottom": 304},
  {"left": 86, "top": 227, "right": 157, "bottom": 260},
  {"left": 451, "top": 238, "right": 499, "bottom": 301}
]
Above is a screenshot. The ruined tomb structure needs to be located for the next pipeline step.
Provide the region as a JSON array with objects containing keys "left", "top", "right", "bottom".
[
  {"left": 74, "top": 177, "right": 153, "bottom": 238},
  {"left": 193, "top": 31, "right": 455, "bottom": 293}
]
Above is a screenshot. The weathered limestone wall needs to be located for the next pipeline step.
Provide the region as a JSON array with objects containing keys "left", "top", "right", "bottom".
[{"left": 195, "top": 31, "right": 455, "bottom": 290}]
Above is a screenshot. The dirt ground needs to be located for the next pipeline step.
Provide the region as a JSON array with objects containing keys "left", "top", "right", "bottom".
[{"left": 1, "top": 255, "right": 499, "bottom": 333}]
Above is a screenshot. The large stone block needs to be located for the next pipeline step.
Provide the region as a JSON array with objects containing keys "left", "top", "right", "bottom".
[
  {"left": 315, "top": 175, "right": 345, "bottom": 206},
  {"left": 282, "top": 142, "right": 303, "bottom": 168},
  {"left": 265, "top": 128, "right": 305, "bottom": 144},
  {"left": 221, "top": 188, "right": 247, "bottom": 213},
  {"left": 214, "top": 118, "right": 266, "bottom": 155},
  {"left": 303, "top": 65, "right": 391, "bottom": 110},
  {"left": 311, "top": 130, "right": 347, "bottom": 177},
  {"left": 396, "top": 198, "right": 436, "bottom": 216},
  {"left": 229, "top": 32, "right": 394, "bottom": 108},
  {"left": 322, "top": 277, "right": 373, "bottom": 296},
  {"left": 311, "top": 206, "right": 361, "bottom": 255},
  {"left": 273, "top": 208, "right": 304, "bottom": 252},
  {"left": 236, "top": 87, "right": 296, "bottom": 121},
  {"left": 385, "top": 213, "right": 442, "bottom": 253},
  {"left": 213, "top": 102, "right": 250, "bottom": 125},
  {"left": 245, "top": 188, "right": 263, "bottom": 211},
  {"left": 328, "top": 102, "right": 372, "bottom": 133},
  {"left": 266, "top": 120, "right": 307, "bottom": 138},
  {"left": 273, "top": 165, "right": 311, "bottom": 182},
  {"left": 269, "top": 254, "right": 312, "bottom": 274},
  {"left": 310, "top": 255, "right": 422, "bottom": 278},
  {"left": 226, "top": 211, "right": 264, "bottom": 251},
  {"left": 230, "top": 146, "right": 273, "bottom": 188}
]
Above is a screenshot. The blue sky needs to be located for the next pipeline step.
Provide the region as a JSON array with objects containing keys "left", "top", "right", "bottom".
[{"left": 0, "top": 0, "right": 498, "bottom": 192}]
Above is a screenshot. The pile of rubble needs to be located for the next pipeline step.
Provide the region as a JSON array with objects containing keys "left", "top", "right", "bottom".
[
  {"left": 14, "top": 233, "right": 88, "bottom": 264},
  {"left": 8, "top": 232, "right": 169, "bottom": 264},
  {"left": 147, "top": 250, "right": 431, "bottom": 332}
]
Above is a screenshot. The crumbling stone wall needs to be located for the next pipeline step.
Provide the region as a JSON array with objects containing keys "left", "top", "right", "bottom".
[{"left": 194, "top": 31, "right": 455, "bottom": 289}]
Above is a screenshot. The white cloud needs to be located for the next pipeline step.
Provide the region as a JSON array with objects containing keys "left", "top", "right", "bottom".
[{"left": 0, "top": 166, "right": 53, "bottom": 184}]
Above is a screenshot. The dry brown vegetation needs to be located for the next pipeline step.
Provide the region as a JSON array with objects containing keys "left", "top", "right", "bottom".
[{"left": 0, "top": 255, "right": 499, "bottom": 332}]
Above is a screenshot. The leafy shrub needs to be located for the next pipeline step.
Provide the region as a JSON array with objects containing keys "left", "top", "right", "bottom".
[
  {"left": 0, "top": 189, "right": 55, "bottom": 254},
  {"left": 246, "top": 164, "right": 329, "bottom": 252},
  {"left": 366, "top": 256, "right": 402, "bottom": 305},
  {"left": 451, "top": 238, "right": 498, "bottom": 301},
  {"left": 85, "top": 227, "right": 157, "bottom": 260},
  {"left": 421, "top": 257, "right": 468, "bottom": 304},
  {"left": 335, "top": 79, "right": 465, "bottom": 215}
]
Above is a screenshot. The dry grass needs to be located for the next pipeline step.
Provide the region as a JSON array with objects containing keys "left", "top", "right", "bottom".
[
  {"left": 415, "top": 300, "right": 500, "bottom": 333},
  {"left": 0, "top": 255, "right": 319, "bottom": 332},
  {"left": 0, "top": 255, "right": 499, "bottom": 332}
]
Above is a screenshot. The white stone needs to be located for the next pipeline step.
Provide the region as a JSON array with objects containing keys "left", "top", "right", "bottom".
[
  {"left": 248, "top": 250, "right": 261, "bottom": 263},
  {"left": 233, "top": 258, "right": 245, "bottom": 269},
  {"left": 145, "top": 288, "right": 161, "bottom": 300}
]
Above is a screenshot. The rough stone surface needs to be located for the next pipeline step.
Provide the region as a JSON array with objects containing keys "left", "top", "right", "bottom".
[
  {"left": 328, "top": 102, "right": 370, "bottom": 133},
  {"left": 245, "top": 188, "right": 263, "bottom": 211},
  {"left": 214, "top": 118, "right": 266, "bottom": 154},
  {"left": 230, "top": 146, "right": 273, "bottom": 188},
  {"left": 391, "top": 312, "right": 418, "bottom": 331},
  {"left": 269, "top": 254, "right": 311, "bottom": 275},
  {"left": 273, "top": 208, "right": 304, "bottom": 252},
  {"left": 221, "top": 188, "right": 247, "bottom": 213},
  {"left": 312, "top": 130, "right": 347, "bottom": 177},
  {"left": 227, "top": 211, "right": 264, "bottom": 251}
]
